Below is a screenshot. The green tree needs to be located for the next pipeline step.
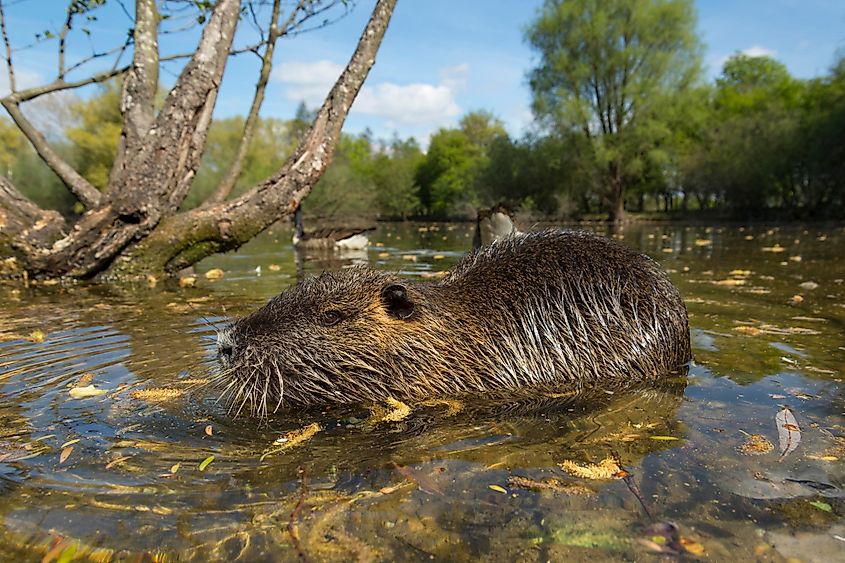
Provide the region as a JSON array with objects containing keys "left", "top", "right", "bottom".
[
  {"left": 372, "top": 136, "right": 423, "bottom": 219},
  {"left": 526, "top": 0, "right": 702, "bottom": 221}
]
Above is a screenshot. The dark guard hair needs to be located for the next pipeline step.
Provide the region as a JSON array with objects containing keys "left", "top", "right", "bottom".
[{"left": 217, "top": 230, "right": 691, "bottom": 416}]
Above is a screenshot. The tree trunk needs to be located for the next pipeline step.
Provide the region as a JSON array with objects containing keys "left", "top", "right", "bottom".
[
  {"left": 4, "top": 0, "right": 397, "bottom": 281},
  {"left": 108, "top": 0, "right": 397, "bottom": 277}
]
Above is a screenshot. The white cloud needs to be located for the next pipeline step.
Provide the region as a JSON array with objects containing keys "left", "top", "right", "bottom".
[
  {"left": 272, "top": 59, "right": 344, "bottom": 107},
  {"left": 274, "top": 58, "right": 466, "bottom": 129},
  {"left": 741, "top": 45, "right": 777, "bottom": 58},
  {"left": 354, "top": 82, "right": 460, "bottom": 126}
]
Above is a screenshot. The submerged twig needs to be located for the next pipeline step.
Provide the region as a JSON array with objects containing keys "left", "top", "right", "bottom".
[{"left": 288, "top": 466, "right": 309, "bottom": 561}]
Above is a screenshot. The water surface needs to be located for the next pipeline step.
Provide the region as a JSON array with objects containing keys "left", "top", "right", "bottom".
[{"left": 1, "top": 222, "right": 844, "bottom": 561}]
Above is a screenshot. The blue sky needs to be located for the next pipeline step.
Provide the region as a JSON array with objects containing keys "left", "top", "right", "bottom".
[{"left": 2, "top": 0, "right": 844, "bottom": 145}]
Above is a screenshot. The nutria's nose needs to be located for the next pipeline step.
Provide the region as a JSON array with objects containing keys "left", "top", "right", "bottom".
[{"left": 216, "top": 329, "right": 236, "bottom": 363}]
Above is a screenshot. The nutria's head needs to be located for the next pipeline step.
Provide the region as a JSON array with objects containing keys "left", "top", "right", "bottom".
[{"left": 217, "top": 268, "right": 427, "bottom": 415}]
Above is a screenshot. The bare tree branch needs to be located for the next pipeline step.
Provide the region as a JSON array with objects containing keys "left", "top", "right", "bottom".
[
  {"left": 204, "top": 0, "right": 301, "bottom": 205},
  {"left": 58, "top": 3, "right": 73, "bottom": 79},
  {"left": 30, "top": 0, "right": 243, "bottom": 278},
  {"left": 110, "top": 0, "right": 159, "bottom": 185},
  {"left": 117, "top": 0, "right": 397, "bottom": 275},
  {"left": 0, "top": 98, "right": 102, "bottom": 208},
  {"left": 0, "top": 0, "right": 14, "bottom": 93}
]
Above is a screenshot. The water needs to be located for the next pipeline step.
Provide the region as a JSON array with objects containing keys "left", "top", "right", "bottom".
[{"left": 1, "top": 222, "right": 844, "bottom": 561}]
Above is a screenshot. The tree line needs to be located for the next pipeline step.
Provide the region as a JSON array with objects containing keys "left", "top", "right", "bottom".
[{"left": 1, "top": 0, "right": 843, "bottom": 280}]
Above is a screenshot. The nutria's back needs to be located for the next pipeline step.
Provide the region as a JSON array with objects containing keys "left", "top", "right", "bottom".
[{"left": 220, "top": 229, "right": 690, "bottom": 413}]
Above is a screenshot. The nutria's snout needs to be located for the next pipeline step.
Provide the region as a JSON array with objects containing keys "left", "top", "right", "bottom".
[{"left": 216, "top": 328, "right": 236, "bottom": 368}]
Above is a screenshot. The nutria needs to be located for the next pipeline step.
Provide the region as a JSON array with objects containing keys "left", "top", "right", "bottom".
[{"left": 217, "top": 229, "right": 690, "bottom": 415}]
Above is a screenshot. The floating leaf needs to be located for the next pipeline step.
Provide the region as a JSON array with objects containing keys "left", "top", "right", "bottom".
[
  {"left": 268, "top": 264, "right": 281, "bottom": 271},
  {"left": 799, "top": 281, "right": 819, "bottom": 290},
  {"left": 198, "top": 456, "right": 214, "bottom": 471},
  {"left": 204, "top": 425, "right": 213, "bottom": 436},
  {"left": 27, "top": 329, "right": 46, "bottom": 343},
  {"left": 680, "top": 537, "right": 705, "bottom": 555},
  {"left": 204, "top": 268, "right": 225, "bottom": 280},
  {"left": 170, "top": 463, "right": 181, "bottom": 474},
  {"left": 179, "top": 276, "right": 196, "bottom": 288},
  {"left": 130, "top": 387, "right": 183, "bottom": 402},
  {"left": 259, "top": 423, "right": 321, "bottom": 461},
  {"left": 776, "top": 408, "right": 801, "bottom": 461},
  {"left": 737, "top": 434, "right": 774, "bottom": 456},
  {"left": 69, "top": 385, "right": 106, "bottom": 399},
  {"left": 59, "top": 446, "right": 74, "bottom": 464},
  {"left": 60, "top": 438, "right": 80, "bottom": 449},
  {"left": 649, "top": 435, "right": 680, "bottom": 441},
  {"left": 559, "top": 457, "right": 622, "bottom": 480},
  {"left": 488, "top": 484, "right": 507, "bottom": 494},
  {"left": 809, "top": 500, "right": 832, "bottom": 512}
]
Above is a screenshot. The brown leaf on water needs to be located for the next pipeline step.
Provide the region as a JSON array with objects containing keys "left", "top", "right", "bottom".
[
  {"left": 393, "top": 463, "right": 444, "bottom": 495},
  {"left": 729, "top": 269, "right": 752, "bottom": 276},
  {"left": 713, "top": 278, "right": 746, "bottom": 286},
  {"left": 204, "top": 268, "right": 225, "bottom": 280},
  {"left": 59, "top": 446, "right": 73, "bottom": 464},
  {"left": 737, "top": 434, "right": 774, "bottom": 456},
  {"left": 776, "top": 408, "right": 801, "bottom": 461},
  {"left": 130, "top": 388, "right": 183, "bottom": 402},
  {"left": 789, "top": 294, "right": 804, "bottom": 305},
  {"left": 370, "top": 397, "right": 412, "bottom": 423},
  {"left": 75, "top": 372, "right": 94, "bottom": 387},
  {"left": 558, "top": 456, "right": 622, "bottom": 480},
  {"left": 204, "top": 425, "right": 213, "bottom": 436},
  {"left": 507, "top": 476, "right": 597, "bottom": 496},
  {"left": 259, "top": 423, "right": 321, "bottom": 461}
]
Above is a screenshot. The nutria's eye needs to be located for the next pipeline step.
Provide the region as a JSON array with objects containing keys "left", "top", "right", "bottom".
[{"left": 319, "top": 310, "right": 342, "bottom": 327}]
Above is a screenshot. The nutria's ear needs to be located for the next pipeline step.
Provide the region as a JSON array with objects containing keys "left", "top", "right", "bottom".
[{"left": 381, "top": 284, "right": 415, "bottom": 320}]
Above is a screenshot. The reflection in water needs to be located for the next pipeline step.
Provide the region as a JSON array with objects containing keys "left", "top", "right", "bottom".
[{"left": 0, "top": 223, "right": 843, "bottom": 560}]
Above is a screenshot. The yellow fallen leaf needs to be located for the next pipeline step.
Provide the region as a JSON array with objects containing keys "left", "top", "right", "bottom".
[
  {"left": 729, "top": 269, "right": 752, "bottom": 276},
  {"left": 69, "top": 385, "right": 107, "bottom": 399},
  {"left": 204, "top": 425, "right": 213, "bottom": 437},
  {"left": 170, "top": 463, "right": 181, "bottom": 474},
  {"left": 179, "top": 276, "right": 196, "bottom": 288},
  {"left": 762, "top": 245, "right": 786, "bottom": 253},
  {"left": 204, "top": 268, "right": 225, "bottom": 280},
  {"left": 433, "top": 255, "right": 445, "bottom": 260},
  {"left": 694, "top": 239, "right": 711, "bottom": 246},
  {"left": 59, "top": 446, "right": 74, "bottom": 464},
  {"left": 488, "top": 484, "right": 508, "bottom": 494},
  {"left": 61, "top": 438, "right": 81, "bottom": 448},
  {"left": 27, "top": 330, "right": 46, "bottom": 343},
  {"left": 681, "top": 537, "right": 705, "bottom": 555},
  {"left": 198, "top": 456, "right": 214, "bottom": 471},
  {"left": 649, "top": 435, "right": 680, "bottom": 441},
  {"left": 268, "top": 264, "right": 281, "bottom": 271},
  {"left": 378, "top": 252, "right": 390, "bottom": 259},
  {"left": 401, "top": 255, "right": 417, "bottom": 262},
  {"left": 734, "top": 326, "right": 761, "bottom": 336},
  {"left": 713, "top": 279, "right": 746, "bottom": 286}
]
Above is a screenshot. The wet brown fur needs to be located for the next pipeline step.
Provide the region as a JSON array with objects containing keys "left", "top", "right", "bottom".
[{"left": 219, "top": 229, "right": 691, "bottom": 415}]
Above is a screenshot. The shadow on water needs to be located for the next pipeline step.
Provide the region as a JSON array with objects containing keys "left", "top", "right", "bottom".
[{"left": 0, "top": 222, "right": 844, "bottom": 560}]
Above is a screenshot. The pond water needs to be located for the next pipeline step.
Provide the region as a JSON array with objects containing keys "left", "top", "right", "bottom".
[{"left": 1, "top": 222, "right": 844, "bottom": 562}]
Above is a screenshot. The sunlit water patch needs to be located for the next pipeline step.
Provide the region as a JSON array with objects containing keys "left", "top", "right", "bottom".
[{"left": 0, "top": 223, "right": 843, "bottom": 561}]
